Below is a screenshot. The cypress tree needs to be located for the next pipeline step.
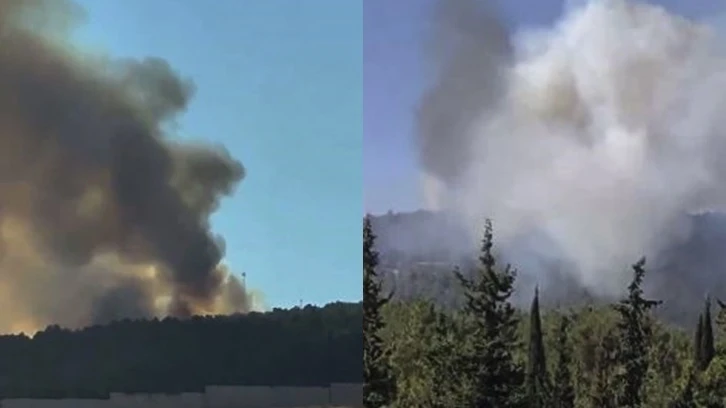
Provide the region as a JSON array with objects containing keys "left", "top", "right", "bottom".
[
  {"left": 552, "top": 313, "right": 575, "bottom": 408},
  {"left": 701, "top": 297, "right": 715, "bottom": 371},
  {"left": 613, "top": 257, "right": 662, "bottom": 408},
  {"left": 363, "top": 215, "right": 395, "bottom": 408},
  {"left": 454, "top": 219, "right": 524, "bottom": 408},
  {"left": 526, "top": 286, "right": 548, "bottom": 408},
  {"left": 717, "top": 299, "right": 726, "bottom": 343},
  {"left": 694, "top": 314, "right": 704, "bottom": 371}
]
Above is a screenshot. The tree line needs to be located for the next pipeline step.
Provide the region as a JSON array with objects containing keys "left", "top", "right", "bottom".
[
  {"left": 0, "top": 301, "right": 362, "bottom": 398},
  {"left": 363, "top": 215, "right": 726, "bottom": 408}
]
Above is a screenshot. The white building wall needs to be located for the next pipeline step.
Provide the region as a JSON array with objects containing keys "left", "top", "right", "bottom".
[
  {"left": 270, "top": 386, "right": 329, "bottom": 407},
  {"left": 0, "top": 384, "right": 363, "bottom": 408},
  {"left": 1, "top": 398, "right": 111, "bottom": 408},
  {"left": 330, "top": 383, "right": 363, "bottom": 408},
  {"left": 205, "top": 385, "right": 273, "bottom": 408},
  {"left": 109, "top": 392, "right": 204, "bottom": 408}
]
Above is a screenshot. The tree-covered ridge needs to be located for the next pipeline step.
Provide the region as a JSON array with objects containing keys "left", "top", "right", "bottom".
[
  {"left": 364, "top": 217, "right": 726, "bottom": 407},
  {"left": 369, "top": 210, "right": 726, "bottom": 326},
  {"left": 0, "top": 301, "right": 362, "bottom": 398}
]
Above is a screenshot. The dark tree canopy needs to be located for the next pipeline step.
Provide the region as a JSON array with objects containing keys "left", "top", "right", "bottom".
[
  {"left": 700, "top": 297, "right": 715, "bottom": 371},
  {"left": 694, "top": 314, "right": 704, "bottom": 371},
  {"left": 0, "top": 301, "right": 362, "bottom": 398}
]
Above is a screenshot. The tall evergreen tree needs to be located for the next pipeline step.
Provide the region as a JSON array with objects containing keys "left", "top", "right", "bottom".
[
  {"left": 425, "top": 305, "right": 471, "bottom": 407},
  {"left": 716, "top": 298, "right": 726, "bottom": 333},
  {"left": 551, "top": 313, "right": 575, "bottom": 408},
  {"left": 454, "top": 219, "right": 524, "bottom": 408},
  {"left": 694, "top": 314, "right": 704, "bottom": 371},
  {"left": 613, "top": 257, "right": 662, "bottom": 408},
  {"left": 701, "top": 297, "right": 715, "bottom": 371},
  {"left": 363, "top": 216, "right": 394, "bottom": 408},
  {"left": 526, "top": 287, "right": 548, "bottom": 408},
  {"left": 591, "top": 331, "right": 620, "bottom": 408}
]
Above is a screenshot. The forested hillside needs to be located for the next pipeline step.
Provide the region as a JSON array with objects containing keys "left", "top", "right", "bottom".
[
  {"left": 363, "top": 215, "right": 726, "bottom": 407},
  {"left": 0, "top": 302, "right": 362, "bottom": 398},
  {"left": 370, "top": 210, "right": 726, "bottom": 326}
]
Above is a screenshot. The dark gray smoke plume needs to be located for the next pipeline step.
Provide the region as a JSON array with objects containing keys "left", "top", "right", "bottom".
[
  {"left": 418, "top": 0, "right": 512, "bottom": 206},
  {"left": 0, "top": 0, "right": 251, "bottom": 333}
]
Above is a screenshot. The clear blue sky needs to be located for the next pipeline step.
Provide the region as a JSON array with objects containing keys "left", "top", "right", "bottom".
[
  {"left": 364, "top": 0, "right": 723, "bottom": 215},
  {"left": 72, "top": 0, "right": 362, "bottom": 309}
]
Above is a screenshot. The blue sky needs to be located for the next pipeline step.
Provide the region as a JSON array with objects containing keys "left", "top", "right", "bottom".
[
  {"left": 72, "top": 0, "right": 362, "bottom": 309},
  {"left": 364, "top": 0, "right": 723, "bottom": 215}
]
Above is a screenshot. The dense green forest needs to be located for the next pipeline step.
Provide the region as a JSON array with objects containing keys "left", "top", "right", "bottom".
[
  {"left": 363, "top": 215, "right": 726, "bottom": 408},
  {"left": 0, "top": 301, "right": 362, "bottom": 398}
]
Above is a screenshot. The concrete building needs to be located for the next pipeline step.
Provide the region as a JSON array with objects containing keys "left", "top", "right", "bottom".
[{"left": 0, "top": 383, "right": 363, "bottom": 408}]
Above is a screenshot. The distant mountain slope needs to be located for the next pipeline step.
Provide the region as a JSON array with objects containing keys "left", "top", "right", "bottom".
[{"left": 369, "top": 210, "right": 726, "bottom": 326}]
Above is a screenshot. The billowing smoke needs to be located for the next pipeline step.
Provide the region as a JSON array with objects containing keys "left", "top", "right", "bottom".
[
  {"left": 0, "top": 0, "right": 253, "bottom": 333},
  {"left": 418, "top": 0, "right": 726, "bottom": 294}
]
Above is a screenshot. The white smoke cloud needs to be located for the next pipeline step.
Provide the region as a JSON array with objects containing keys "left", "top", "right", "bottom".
[{"left": 420, "top": 0, "right": 726, "bottom": 293}]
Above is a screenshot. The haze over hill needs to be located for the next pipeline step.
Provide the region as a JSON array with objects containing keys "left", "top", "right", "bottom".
[{"left": 369, "top": 210, "right": 726, "bottom": 326}]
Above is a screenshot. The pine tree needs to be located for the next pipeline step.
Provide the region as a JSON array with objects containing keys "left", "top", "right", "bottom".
[
  {"left": 591, "top": 330, "right": 620, "bottom": 408},
  {"left": 454, "top": 219, "right": 524, "bottom": 408},
  {"left": 551, "top": 313, "right": 575, "bottom": 408},
  {"left": 425, "top": 305, "right": 472, "bottom": 407},
  {"left": 694, "top": 314, "right": 704, "bottom": 371},
  {"left": 613, "top": 257, "right": 662, "bottom": 408},
  {"left": 363, "top": 215, "right": 395, "bottom": 408},
  {"left": 701, "top": 297, "right": 715, "bottom": 371},
  {"left": 526, "top": 287, "right": 548, "bottom": 408}
]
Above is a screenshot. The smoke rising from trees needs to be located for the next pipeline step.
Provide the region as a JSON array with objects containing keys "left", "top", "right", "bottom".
[{"left": 417, "top": 0, "right": 726, "bottom": 294}]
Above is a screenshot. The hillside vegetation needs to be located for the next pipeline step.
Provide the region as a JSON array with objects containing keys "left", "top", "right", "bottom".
[
  {"left": 369, "top": 210, "right": 726, "bottom": 326},
  {"left": 0, "top": 302, "right": 362, "bottom": 398},
  {"left": 363, "top": 215, "right": 726, "bottom": 408}
]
